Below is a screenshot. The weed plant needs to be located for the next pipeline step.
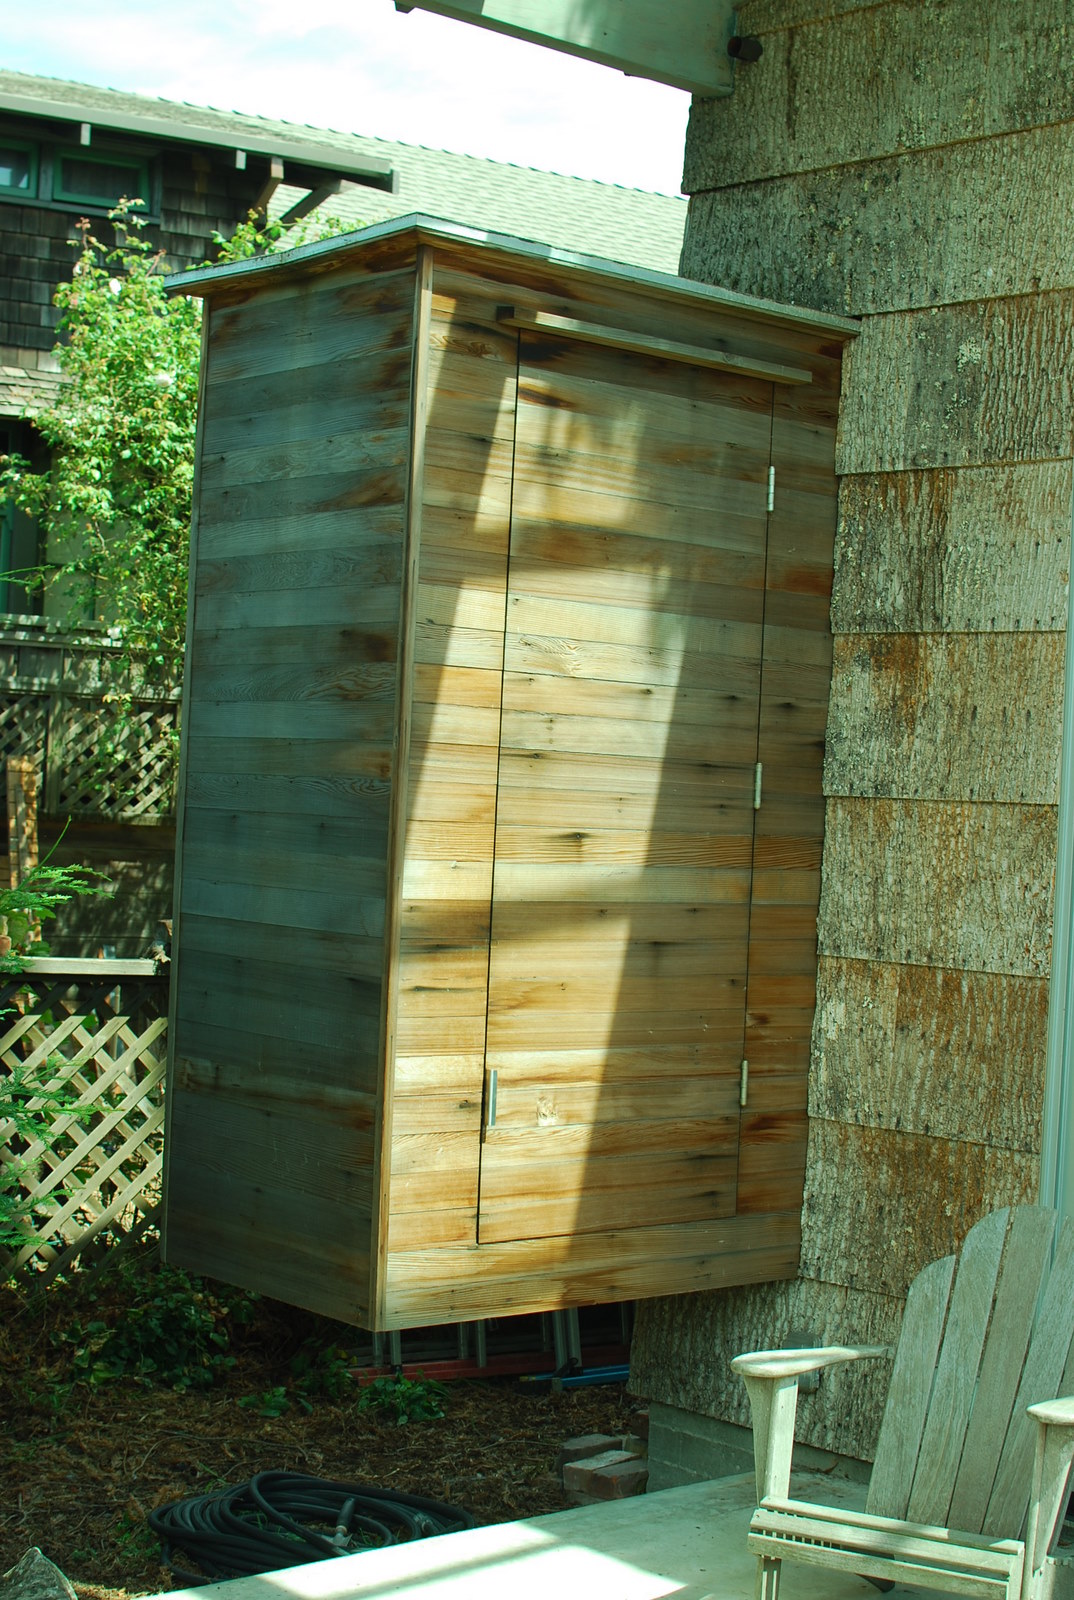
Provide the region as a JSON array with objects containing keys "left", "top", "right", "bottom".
[
  {"left": 356, "top": 1373, "right": 449, "bottom": 1425},
  {"left": 7, "top": 1243, "right": 452, "bottom": 1424},
  {"left": 56, "top": 1257, "right": 258, "bottom": 1390}
]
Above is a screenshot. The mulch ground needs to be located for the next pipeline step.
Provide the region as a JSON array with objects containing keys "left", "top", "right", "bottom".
[{"left": 0, "top": 1261, "right": 636, "bottom": 1600}]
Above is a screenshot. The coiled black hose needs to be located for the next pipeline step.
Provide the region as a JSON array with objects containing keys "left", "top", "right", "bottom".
[{"left": 148, "top": 1470, "right": 477, "bottom": 1585}]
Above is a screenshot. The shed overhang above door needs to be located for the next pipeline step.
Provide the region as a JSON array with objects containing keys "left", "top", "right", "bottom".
[{"left": 394, "top": 0, "right": 738, "bottom": 98}]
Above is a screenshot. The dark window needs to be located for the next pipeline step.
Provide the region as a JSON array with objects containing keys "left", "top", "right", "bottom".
[
  {"left": 0, "top": 422, "right": 43, "bottom": 617},
  {"left": 52, "top": 148, "right": 149, "bottom": 207},
  {"left": 0, "top": 140, "right": 37, "bottom": 197}
]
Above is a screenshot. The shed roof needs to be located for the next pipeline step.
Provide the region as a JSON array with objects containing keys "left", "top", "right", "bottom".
[
  {"left": 169, "top": 212, "right": 860, "bottom": 341},
  {"left": 0, "top": 70, "right": 688, "bottom": 274}
]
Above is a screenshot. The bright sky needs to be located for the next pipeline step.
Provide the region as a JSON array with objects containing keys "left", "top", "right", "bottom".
[{"left": 4, "top": 0, "right": 691, "bottom": 195}]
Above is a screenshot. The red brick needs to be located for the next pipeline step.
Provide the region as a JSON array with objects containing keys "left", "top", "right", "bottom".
[
  {"left": 562, "top": 1450, "right": 649, "bottom": 1504},
  {"left": 556, "top": 1433, "right": 621, "bottom": 1472},
  {"left": 629, "top": 1407, "right": 650, "bottom": 1441}
]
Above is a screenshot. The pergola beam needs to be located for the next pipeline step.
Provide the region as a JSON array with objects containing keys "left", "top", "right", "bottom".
[{"left": 395, "top": 0, "right": 737, "bottom": 97}]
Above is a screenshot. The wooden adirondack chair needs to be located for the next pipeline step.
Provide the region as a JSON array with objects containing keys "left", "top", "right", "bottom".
[{"left": 733, "top": 1206, "right": 1074, "bottom": 1600}]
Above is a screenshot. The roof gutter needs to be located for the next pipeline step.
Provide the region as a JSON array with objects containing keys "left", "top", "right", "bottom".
[{"left": 0, "top": 89, "right": 397, "bottom": 190}]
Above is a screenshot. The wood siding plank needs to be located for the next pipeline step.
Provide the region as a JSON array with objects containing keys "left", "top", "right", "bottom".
[{"left": 167, "top": 262, "right": 413, "bottom": 1324}]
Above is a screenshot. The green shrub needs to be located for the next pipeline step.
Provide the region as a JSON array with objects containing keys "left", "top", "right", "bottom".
[
  {"left": 356, "top": 1373, "right": 448, "bottom": 1425},
  {"left": 0, "top": 849, "right": 110, "bottom": 1268},
  {"left": 57, "top": 1259, "right": 258, "bottom": 1389}
]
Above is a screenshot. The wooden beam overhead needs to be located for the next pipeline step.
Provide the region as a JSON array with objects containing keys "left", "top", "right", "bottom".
[
  {"left": 395, "top": 0, "right": 736, "bottom": 98},
  {"left": 278, "top": 178, "right": 345, "bottom": 227},
  {"left": 253, "top": 155, "right": 285, "bottom": 217}
]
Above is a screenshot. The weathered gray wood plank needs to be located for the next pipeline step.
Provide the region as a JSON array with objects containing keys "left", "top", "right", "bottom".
[
  {"left": 682, "top": 122, "right": 1074, "bottom": 317},
  {"left": 799, "top": 1124, "right": 1037, "bottom": 1298},
  {"left": 836, "top": 294, "right": 1074, "bottom": 474},
  {"left": 166, "top": 1086, "right": 373, "bottom": 1325},
  {"left": 192, "top": 581, "right": 403, "bottom": 635},
  {"left": 948, "top": 1206, "right": 1057, "bottom": 1533},
  {"left": 179, "top": 912, "right": 386, "bottom": 983},
  {"left": 867, "top": 1252, "right": 956, "bottom": 1521},
  {"left": 195, "top": 463, "right": 408, "bottom": 532},
  {"left": 817, "top": 798, "right": 1056, "bottom": 975},
  {"left": 684, "top": 0, "right": 1074, "bottom": 192},
  {"left": 205, "top": 388, "right": 410, "bottom": 457},
  {"left": 905, "top": 1208, "right": 1007, "bottom": 1525},
  {"left": 811, "top": 957, "right": 1048, "bottom": 1151},
  {"left": 824, "top": 632, "right": 1064, "bottom": 805},
  {"left": 175, "top": 1016, "right": 379, "bottom": 1089},
  {"left": 184, "top": 772, "right": 391, "bottom": 822},
  {"left": 982, "top": 1216, "right": 1074, "bottom": 1535},
  {"left": 832, "top": 464, "right": 1072, "bottom": 635},
  {"left": 179, "top": 873, "right": 386, "bottom": 940},
  {"left": 204, "top": 342, "right": 413, "bottom": 426},
  {"left": 206, "top": 271, "right": 414, "bottom": 386},
  {"left": 198, "top": 426, "right": 410, "bottom": 495}
]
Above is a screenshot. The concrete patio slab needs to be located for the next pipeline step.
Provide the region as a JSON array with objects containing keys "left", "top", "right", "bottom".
[{"left": 154, "top": 1471, "right": 944, "bottom": 1600}]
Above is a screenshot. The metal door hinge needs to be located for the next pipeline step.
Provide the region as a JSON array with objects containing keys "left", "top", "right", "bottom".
[
  {"left": 485, "top": 1066, "right": 498, "bottom": 1131},
  {"left": 767, "top": 465, "right": 775, "bottom": 513},
  {"left": 753, "top": 761, "right": 763, "bottom": 810},
  {"left": 740, "top": 1059, "right": 749, "bottom": 1108}
]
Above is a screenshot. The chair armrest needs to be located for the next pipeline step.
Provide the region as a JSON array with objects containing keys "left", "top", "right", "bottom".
[
  {"left": 732, "top": 1346, "right": 889, "bottom": 1505},
  {"left": 1023, "top": 1395, "right": 1074, "bottom": 1595},
  {"left": 1026, "top": 1395, "right": 1074, "bottom": 1429},
  {"left": 732, "top": 1344, "right": 890, "bottom": 1380}
]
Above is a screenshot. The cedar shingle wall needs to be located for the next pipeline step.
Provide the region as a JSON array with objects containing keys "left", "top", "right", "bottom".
[
  {"left": 631, "top": 0, "right": 1065, "bottom": 1462},
  {"left": 0, "top": 204, "right": 71, "bottom": 354},
  {"left": 0, "top": 135, "right": 270, "bottom": 362}
]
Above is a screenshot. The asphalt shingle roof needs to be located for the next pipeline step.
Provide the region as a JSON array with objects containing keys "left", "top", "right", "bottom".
[
  {"left": 0, "top": 70, "right": 687, "bottom": 274},
  {"left": 0, "top": 364, "right": 62, "bottom": 418}
]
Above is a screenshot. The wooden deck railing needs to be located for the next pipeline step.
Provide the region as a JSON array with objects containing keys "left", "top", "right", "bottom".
[{"left": 0, "top": 957, "right": 169, "bottom": 1281}]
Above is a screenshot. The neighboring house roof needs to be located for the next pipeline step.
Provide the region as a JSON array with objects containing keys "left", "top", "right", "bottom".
[
  {"left": 0, "top": 365, "right": 62, "bottom": 417},
  {"left": 0, "top": 71, "right": 687, "bottom": 274}
]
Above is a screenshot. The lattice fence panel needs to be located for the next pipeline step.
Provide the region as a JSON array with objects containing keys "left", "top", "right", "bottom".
[
  {"left": 0, "top": 693, "right": 49, "bottom": 768},
  {"left": 50, "top": 699, "right": 179, "bottom": 821},
  {"left": 0, "top": 964, "right": 170, "bottom": 1281}
]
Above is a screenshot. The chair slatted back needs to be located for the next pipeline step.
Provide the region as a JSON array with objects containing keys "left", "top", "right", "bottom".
[{"left": 867, "top": 1205, "right": 1074, "bottom": 1538}]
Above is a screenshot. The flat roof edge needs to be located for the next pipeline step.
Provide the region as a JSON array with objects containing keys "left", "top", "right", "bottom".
[{"left": 165, "top": 213, "right": 860, "bottom": 339}]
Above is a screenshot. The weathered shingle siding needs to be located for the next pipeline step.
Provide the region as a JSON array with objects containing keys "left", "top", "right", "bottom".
[
  {"left": 631, "top": 0, "right": 1065, "bottom": 1463},
  {"left": 156, "top": 147, "right": 268, "bottom": 264},
  {"left": 0, "top": 140, "right": 271, "bottom": 371},
  {"left": 0, "top": 205, "right": 70, "bottom": 354}
]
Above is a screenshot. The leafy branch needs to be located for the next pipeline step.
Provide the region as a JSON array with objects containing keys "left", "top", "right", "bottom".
[
  {"left": 0, "top": 200, "right": 352, "bottom": 775},
  {"left": 0, "top": 852, "right": 111, "bottom": 1268}
]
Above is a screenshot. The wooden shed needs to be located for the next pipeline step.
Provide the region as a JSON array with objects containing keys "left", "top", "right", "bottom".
[{"left": 162, "top": 215, "right": 858, "bottom": 1330}]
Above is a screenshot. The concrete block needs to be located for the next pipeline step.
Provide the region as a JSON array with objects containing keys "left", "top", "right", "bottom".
[
  {"left": 646, "top": 1401, "right": 867, "bottom": 1494},
  {"left": 646, "top": 1403, "right": 755, "bottom": 1493}
]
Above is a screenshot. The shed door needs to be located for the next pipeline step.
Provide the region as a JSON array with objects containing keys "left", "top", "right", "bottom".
[{"left": 477, "top": 333, "right": 775, "bottom": 1243}]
